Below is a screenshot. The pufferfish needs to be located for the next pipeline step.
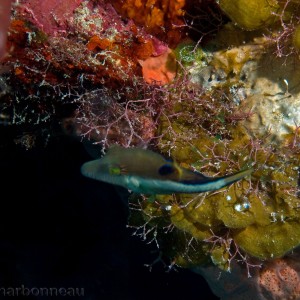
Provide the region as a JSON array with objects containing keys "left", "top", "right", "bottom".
[{"left": 81, "top": 146, "right": 253, "bottom": 194}]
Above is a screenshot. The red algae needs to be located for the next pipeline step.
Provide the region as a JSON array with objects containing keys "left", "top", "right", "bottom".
[
  {"left": 7, "top": 0, "right": 170, "bottom": 87},
  {"left": 0, "top": 0, "right": 12, "bottom": 59},
  {"left": 18, "top": 0, "right": 83, "bottom": 35},
  {"left": 2, "top": 0, "right": 176, "bottom": 148}
]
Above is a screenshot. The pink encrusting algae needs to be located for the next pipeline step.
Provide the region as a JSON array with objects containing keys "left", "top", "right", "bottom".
[{"left": 0, "top": 0, "right": 12, "bottom": 59}]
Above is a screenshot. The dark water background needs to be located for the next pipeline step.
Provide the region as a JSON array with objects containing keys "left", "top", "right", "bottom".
[{"left": 0, "top": 125, "right": 219, "bottom": 299}]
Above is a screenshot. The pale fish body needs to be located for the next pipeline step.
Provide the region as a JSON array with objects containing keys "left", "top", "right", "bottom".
[{"left": 81, "top": 146, "right": 252, "bottom": 194}]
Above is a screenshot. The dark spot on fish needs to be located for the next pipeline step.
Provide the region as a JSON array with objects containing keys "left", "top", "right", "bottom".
[
  {"left": 164, "top": 157, "right": 174, "bottom": 162},
  {"left": 159, "top": 164, "right": 175, "bottom": 175}
]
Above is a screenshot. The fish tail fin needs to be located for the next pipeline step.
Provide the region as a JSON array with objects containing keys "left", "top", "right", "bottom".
[{"left": 221, "top": 168, "right": 253, "bottom": 186}]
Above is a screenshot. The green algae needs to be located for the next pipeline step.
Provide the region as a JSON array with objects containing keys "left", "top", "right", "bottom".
[{"left": 173, "top": 40, "right": 206, "bottom": 67}]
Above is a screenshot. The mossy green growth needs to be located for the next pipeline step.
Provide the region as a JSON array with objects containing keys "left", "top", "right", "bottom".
[{"left": 174, "top": 39, "right": 206, "bottom": 67}]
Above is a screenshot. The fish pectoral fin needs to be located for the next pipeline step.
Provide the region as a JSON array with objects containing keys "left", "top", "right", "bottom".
[
  {"left": 173, "top": 161, "right": 184, "bottom": 179},
  {"left": 119, "top": 164, "right": 129, "bottom": 175}
]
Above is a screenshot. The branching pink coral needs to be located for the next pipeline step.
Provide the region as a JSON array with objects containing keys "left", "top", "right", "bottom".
[{"left": 264, "top": 0, "right": 300, "bottom": 58}]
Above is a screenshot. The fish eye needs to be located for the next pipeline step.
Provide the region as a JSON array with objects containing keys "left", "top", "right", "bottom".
[{"left": 158, "top": 164, "right": 175, "bottom": 175}]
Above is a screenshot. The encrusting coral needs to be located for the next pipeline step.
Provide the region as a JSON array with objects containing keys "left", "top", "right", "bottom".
[
  {"left": 191, "top": 250, "right": 300, "bottom": 300},
  {"left": 218, "top": 0, "right": 280, "bottom": 30},
  {"left": 110, "top": 0, "right": 186, "bottom": 45}
]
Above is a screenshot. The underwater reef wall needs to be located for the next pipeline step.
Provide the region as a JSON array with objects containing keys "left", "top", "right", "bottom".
[{"left": 1, "top": 0, "right": 300, "bottom": 299}]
